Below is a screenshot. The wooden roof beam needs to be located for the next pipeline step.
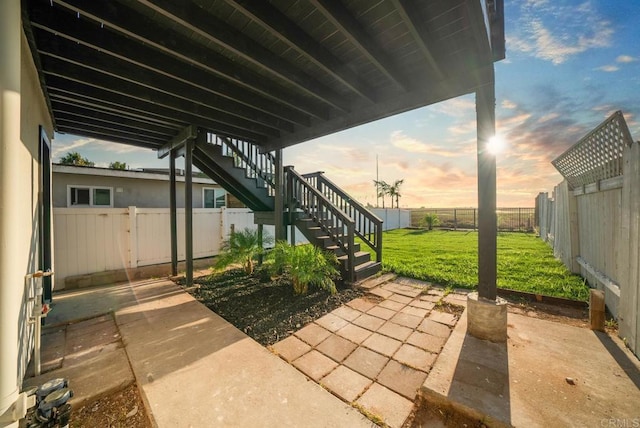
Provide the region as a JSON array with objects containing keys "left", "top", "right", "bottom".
[
  {"left": 44, "top": 75, "right": 270, "bottom": 143},
  {"left": 32, "top": 29, "right": 293, "bottom": 134},
  {"left": 310, "top": 0, "right": 409, "bottom": 92},
  {"left": 226, "top": 0, "right": 376, "bottom": 103},
  {"left": 39, "top": 55, "right": 281, "bottom": 139},
  {"left": 138, "top": 0, "right": 350, "bottom": 112},
  {"left": 29, "top": 7, "right": 311, "bottom": 127},
  {"left": 49, "top": 0, "right": 330, "bottom": 120},
  {"left": 56, "top": 124, "right": 165, "bottom": 149},
  {"left": 390, "top": 0, "right": 445, "bottom": 81},
  {"left": 158, "top": 125, "right": 198, "bottom": 159}
]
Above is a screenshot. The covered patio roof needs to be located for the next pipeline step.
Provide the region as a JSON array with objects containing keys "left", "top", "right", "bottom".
[{"left": 23, "top": 0, "right": 504, "bottom": 152}]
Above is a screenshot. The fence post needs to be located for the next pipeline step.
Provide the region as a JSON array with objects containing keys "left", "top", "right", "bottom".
[{"left": 128, "top": 206, "right": 138, "bottom": 269}]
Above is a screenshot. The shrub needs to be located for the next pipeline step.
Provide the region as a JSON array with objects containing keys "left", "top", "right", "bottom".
[
  {"left": 270, "top": 241, "right": 340, "bottom": 295},
  {"left": 424, "top": 213, "right": 440, "bottom": 230},
  {"left": 215, "top": 228, "right": 273, "bottom": 275}
]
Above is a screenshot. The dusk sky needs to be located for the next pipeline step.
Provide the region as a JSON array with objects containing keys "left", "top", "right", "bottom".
[{"left": 52, "top": 0, "right": 639, "bottom": 208}]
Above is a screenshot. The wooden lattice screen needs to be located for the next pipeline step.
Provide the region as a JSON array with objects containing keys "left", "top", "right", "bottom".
[{"left": 552, "top": 111, "right": 634, "bottom": 189}]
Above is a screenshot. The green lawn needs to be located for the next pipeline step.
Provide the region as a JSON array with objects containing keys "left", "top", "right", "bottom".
[{"left": 360, "top": 229, "right": 588, "bottom": 301}]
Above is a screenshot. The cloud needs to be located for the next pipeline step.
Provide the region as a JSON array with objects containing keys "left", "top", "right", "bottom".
[
  {"left": 429, "top": 96, "right": 476, "bottom": 118},
  {"left": 52, "top": 137, "right": 96, "bottom": 160},
  {"left": 596, "top": 65, "right": 619, "bottom": 72},
  {"left": 390, "top": 131, "right": 468, "bottom": 157},
  {"left": 508, "top": 1, "right": 614, "bottom": 64},
  {"left": 501, "top": 99, "right": 517, "bottom": 109},
  {"left": 617, "top": 55, "right": 636, "bottom": 63}
]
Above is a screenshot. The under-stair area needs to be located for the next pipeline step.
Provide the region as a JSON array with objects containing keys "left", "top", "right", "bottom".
[{"left": 194, "top": 131, "right": 382, "bottom": 283}]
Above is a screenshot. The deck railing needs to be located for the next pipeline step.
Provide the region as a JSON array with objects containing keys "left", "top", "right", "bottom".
[
  {"left": 288, "top": 168, "right": 356, "bottom": 281},
  {"left": 302, "top": 171, "right": 382, "bottom": 262},
  {"left": 206, "top": 133, "right": 276, "bottom": 196}
]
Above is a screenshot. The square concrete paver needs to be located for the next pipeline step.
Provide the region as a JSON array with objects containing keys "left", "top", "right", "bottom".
[
  {"left": 332, "top": 305, "right": 362, "bottom": 322},
  {"left": 316, "top": 334, "right": 358, "bottom": 362},
  {"left": 428, "top": 310, "right": 458, "bottom": 327},
  {"left": 362, "top": 333, "right": 402, "bottom": 357},
  {"left": 388, "top": 294, "right": 413, "bottom": 304},
  {"left": 316, "top": 313, "right": 349, "bottom": 332},
  {"left": 347, "top": 297, "right": 376, "bottom": 313},
  {"left": 369, "top": 287, "right": 393, "bottom": 299},
  {"left": 377, "top": 359, "right": 428, "bottom": 399},
  {"left": 356, "top": 383, "right": 414, "bottom": 428},
  {"left": 321, "top": 365, "right": 372, "bottom": 402},
  {"left": 378, "top": 299, "right": 406, "bottom": 311},
  {"left": 343, "top": 347, "right": 389, "bottom": 379},
  {"left": 420, "top": 294, "right": 441, "bottom": 303},
  {"left": 390, "top": 312, "right": 423, "bottom": 329},
  {"left": 336, "top": 323, "right": 372, "bottom": 344},
  {"left": 393, "top": 344, "right": 436, "bottom": 372},
  {"left": 409, "top": 299, "right": 436, "bottom": 310},
  {"left": 293, "top": 350, "right": 339, "bottom": 381},
  {"left": 418, "top": 319, "right": 452, "bottom": 338},
  {"left": 400, "top": 305, "right": 429, "bottom": 318},
  {"left": 377, "top": 321, "right": 413, "bottom": 342},
  {"left": 367, "top": 306, "right": 397, "bottom": 320},
  {"left": 295, "top": 323, "right": 332, "bottom": 346},
  {"left": 353, "top": 313, "right": 386, "bottom": 331},
  {"left": 271, "top": 335, "right": 311, "bottom": 362},
  {"left": 406, "top": 331, "right": 447, "bottom": 353}
]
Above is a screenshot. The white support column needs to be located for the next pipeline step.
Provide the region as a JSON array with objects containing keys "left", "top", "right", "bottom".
[{"left": 0, "top": 0, "right": 24, "bottom": 425}]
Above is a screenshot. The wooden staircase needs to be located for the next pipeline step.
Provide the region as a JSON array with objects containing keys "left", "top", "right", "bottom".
[{"left": 196, "top": 131, "right": 383, "bottom": 283}]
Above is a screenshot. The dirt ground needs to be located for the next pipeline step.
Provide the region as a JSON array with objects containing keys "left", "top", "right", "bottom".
[
  {"left": 184, "top": 266, "right": 365, "bottom": 346},
  {"left": 70, "top": 383, "right": 151, "bottom": 428}
]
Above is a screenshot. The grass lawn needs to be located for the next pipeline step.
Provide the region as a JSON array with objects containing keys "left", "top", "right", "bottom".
[{"left": 360, "top": 229, "right": 589, "bottom": 301}]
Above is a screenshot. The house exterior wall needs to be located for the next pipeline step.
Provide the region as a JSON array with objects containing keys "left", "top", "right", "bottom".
[
  {"left": 0, "top": 9, "right": 55, "bottom": 421},
  {"left": 52, "top": 170, "right": 218, "bottom": 208}
]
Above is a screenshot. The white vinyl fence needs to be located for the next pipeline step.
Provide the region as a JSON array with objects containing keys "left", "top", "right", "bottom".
[
  {"left": 53, "top": 207, "right": 272, "bottom": 287},
  {"left": 370, "top": 208, "right": 411, "bottom": 230}
]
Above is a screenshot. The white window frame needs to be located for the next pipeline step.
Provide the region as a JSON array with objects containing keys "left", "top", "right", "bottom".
[
  {"left": 202, "top": 187, "right": 226, "bottom": 208},
  {"left": 67, "top": 185, "right": 114, "bottom": 207}
]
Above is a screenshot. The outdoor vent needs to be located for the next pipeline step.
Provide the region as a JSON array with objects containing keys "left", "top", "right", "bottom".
[{"left": 551, "top": 111, "right": 634, "bottom": 189}]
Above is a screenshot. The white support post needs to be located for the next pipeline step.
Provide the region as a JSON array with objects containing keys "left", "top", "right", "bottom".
[
  {"left": 0, "top": 1, "right": 25, "bottom": 425},
  {"left": 128, "top": 206, "right": 138, "bottom": 269}
]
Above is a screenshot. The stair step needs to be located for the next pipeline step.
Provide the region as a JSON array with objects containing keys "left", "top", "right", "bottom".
[
  {"left": 337, "top": 251, "right": 371, "bottom": 266},
  {"left": 325, "top": 242, "right": 361, "bottom": 256},
  {"left": 354, "top": 261, "right": 382, "bottom": 281}
]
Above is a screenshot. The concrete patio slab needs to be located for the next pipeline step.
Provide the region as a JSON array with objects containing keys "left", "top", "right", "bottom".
[
  {"left": 347, "top": 297, "right": 377, "bottom": 312},
  {"left": 294, "top": 322, "right": 332, "bottom": 346},
  {"left": 367, "top": 305, "right": 397, "bottom": 320},
  {"left": 378, "top": 299, "right": 406, "bottom": 311},
  {"left": 377, "top": 321, "right": 413, "bottom": 341},
  {"left": 407, "top": 331, "right": 447, "bottom": 353},
  {"left": 336, "top": 323, "right": 373, "bottom": 344},
  {"left": 418, "top": 318, "right": 452, "bottom": 338},
  {"left": 377, "top": 359, "right": 428, "bottom": 399},
  {"left": 356, "top": 383, "right": 414, "bottom": 428},
  {"left": 292, "top": 350, "right": 339, "bottom": 381},
  {"left": 353, "top": 313, "right": 386, "bottom": 331},
  {"left": 394, "top": 344, "right": 436, "bottom": 372},
  {"left": 388, "top": 294, "right": 413, "bottom": 304},
  {"left": 321, "top": 365, "right": 372, "bottom": 402},
  {"left": 271, "top": 335, "right": 311, "bottom": 362},
  {"left": 315, "top": 312, "right": 350, "bottom": 332},
  {"left": 422, "top": 311, "right": 640, "bottom": 427},
  {"left": 343, "top": 347, "right": 390, "bottom": 379},
  {"left": 428, "top": 310, "right": 458, "bottom": 326},
  {"left": 361, "top": 333, "right": 403, "bottom": 357},
  {"left": 316, "top": 334, "right": 358, "bottom": 362}
]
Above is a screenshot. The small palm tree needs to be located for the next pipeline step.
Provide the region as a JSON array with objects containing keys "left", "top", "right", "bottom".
[
  {"left": 373, "top": 180, "right": 390, "bottom": 208},
  {"left": 215, "top": 228, "right": 273, "bottom": 275},
  {"left": 388, "top": 179, "right": 404, "bottom": 209},
  {"left": 424, "top": 213, "right": 440, "bottom": 231},
  {"left": 270, "top": 241, "right": 340, "bottom": 295}
]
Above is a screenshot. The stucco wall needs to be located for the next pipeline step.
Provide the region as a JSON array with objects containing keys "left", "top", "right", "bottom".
[
  {"left": 52, "top": 171, "right": 223, "bottom": 208},
  {"left": 4, "top": 27, "right": 55, "bottom": 401}
]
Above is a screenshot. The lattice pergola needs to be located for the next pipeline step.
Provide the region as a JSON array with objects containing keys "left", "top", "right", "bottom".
[{"left": 552, "top": 111, "right": 634, "bottom": 189}]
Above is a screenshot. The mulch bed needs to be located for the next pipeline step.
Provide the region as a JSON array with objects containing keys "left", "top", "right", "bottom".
[{"left": 184, "top": 267, "right": 364, "bottom": 346}]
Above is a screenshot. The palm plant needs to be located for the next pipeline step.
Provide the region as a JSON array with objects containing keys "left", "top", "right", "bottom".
[
  {"left": 424, "top": 213, "right": 440, "bottom": 231},
  {"left": 373, "top": 179, "right": 390, "bottom": 208},
  {"left": 215, "top": 228, "right": 273, "bottom": 275},
  {"left": 270, "top": 241, "right": 340, "bottom": 295},
  {"left": 388, "top": 179, "right": 404, "bottom": 209}
]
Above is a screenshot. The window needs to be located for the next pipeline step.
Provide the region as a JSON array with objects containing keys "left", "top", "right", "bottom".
[
  {"left": 67, "top": 186, "right": 113, "bottom": 207},
  {"left": 203, "top": 188, "right": 226, "bottom": 208}
]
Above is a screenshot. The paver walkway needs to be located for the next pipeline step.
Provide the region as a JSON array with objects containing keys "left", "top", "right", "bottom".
[{"left": 272, "top": 277, "right": 467, "bottom": 428}]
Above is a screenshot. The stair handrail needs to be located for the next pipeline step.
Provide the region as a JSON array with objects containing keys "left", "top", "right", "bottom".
[
  {"left": 207, "top": 133, "right": 276, "bottom": 196},
  {"left": 302, "top": 171, "right": 383, "bottom": 262},
  {"left": 288, "top": 167, "right": 356, "bottom": 282}
]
